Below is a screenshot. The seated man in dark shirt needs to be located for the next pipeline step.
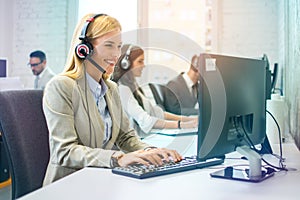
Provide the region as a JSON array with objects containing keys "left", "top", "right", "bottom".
[{"left": 164, "top": 55, "right": 200, "bottom": 115}]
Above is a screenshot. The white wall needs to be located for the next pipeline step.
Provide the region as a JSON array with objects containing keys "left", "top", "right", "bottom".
[
  {"left": 78, "top": 0, "right": 138, "bottom": 32},
  {"left": 215, "top": 0, "right": 279, "bottom": 68},
  {"left": 0, "top": 0, "right": 14, "bottom": 75},
  {"left": 0, "top": 0, "right": 77, "bottom": 88},
  {"left": 285, "top": 0, "right": 300, "bottom": 148},
  {"left": 0, "top": 0, "right": 281, "bottom": 89}
]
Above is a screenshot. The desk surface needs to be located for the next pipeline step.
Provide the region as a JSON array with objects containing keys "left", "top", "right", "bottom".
[{"left": 19, "top": 134, "right": 300, "bottom": 200}]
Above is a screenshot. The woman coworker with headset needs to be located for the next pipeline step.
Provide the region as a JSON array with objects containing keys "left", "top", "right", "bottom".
[
  {"left": 112, "top": 44, "right": 198, "bottom": 138},
  {"left": 42, "top": 14, "right": 182, "bottom": 186}
]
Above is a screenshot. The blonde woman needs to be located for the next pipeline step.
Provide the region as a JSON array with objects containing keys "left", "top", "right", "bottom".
[{"left": 42, "top": 14, "right": 182, "bottom": 185}]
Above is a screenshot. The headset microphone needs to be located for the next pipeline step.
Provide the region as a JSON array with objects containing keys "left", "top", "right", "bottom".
[
  {"left": 80, "top": 49, "right": 106, "bottom": 73},
  {"left": 86, "top": 56, "right": 106, "bottom": 74}
]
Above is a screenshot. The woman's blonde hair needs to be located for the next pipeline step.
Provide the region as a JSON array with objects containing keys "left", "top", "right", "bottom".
[{"left": 62, "top": 13, "right": 122, "bottom": 79}]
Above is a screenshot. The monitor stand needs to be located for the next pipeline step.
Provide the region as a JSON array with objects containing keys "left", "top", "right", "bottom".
[
  {"left": 210, "top": 146, "right": 274, "bottom": 183},
  {"left": 258, "top": 135, "right": 273, "bottom": 154}
]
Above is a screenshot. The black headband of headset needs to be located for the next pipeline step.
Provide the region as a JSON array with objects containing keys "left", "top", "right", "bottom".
[{"left": 79, "top": 14, "right": 107, "bottom": 41}]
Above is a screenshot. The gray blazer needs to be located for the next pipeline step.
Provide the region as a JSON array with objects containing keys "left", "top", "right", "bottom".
[
  {"left": 164, "top": 73, "right": 198, "bottom": 115},
  {"left": 42, "top": 74, "right": 149, "bottom": 185}
]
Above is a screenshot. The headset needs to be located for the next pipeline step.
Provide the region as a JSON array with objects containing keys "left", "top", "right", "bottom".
[
  {"left": 120, "top": 45, "right": 133, "bottom": 70},
  {"left": 75, "top": 14, "right": 107, "bottom": 60},
  {"left": 75, "top": 14, "right": 107, "bottom": 73}
]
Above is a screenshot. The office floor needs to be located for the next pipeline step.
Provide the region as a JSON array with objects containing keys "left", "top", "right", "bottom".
[{"left": 0, "top": 184, "right": 11, "bottom": 200}]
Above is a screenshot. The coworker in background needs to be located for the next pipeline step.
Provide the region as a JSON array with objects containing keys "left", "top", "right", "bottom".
[
  {"left": 112, "top": 44, "right": 198, "bottom": 138},
  {"left": 164, "top": 55, "right": 200, "bottom": 115},
  {"left": 42, "top": 14, "right": 182, "bottom": 186},
  {"left": 28, "top": 50, "right": 55, "bottom": 89}
]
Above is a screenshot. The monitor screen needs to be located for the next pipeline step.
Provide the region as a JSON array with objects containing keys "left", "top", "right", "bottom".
[
  {"left": 0, "top": 58, "right": 7, "bottom": 77},
  {"left": 197, "top": 53, "right": 273, "bottom": 182}
]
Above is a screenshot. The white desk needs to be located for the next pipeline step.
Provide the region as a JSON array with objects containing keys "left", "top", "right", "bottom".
[
  {"left": 19, "top": 134, "right": 300, "bottom": 200},
  {"left": 0, "top": 77, "right": 24, "bottom": 91}
]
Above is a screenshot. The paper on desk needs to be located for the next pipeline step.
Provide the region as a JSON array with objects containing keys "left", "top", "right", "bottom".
[{"left": 150, "top": 127, "right": 198, "bottom": 136}]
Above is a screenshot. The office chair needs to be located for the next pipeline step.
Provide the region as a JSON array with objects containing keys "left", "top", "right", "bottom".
[
  {"left": 148, "top": 83, "right": 166, "bottom": 110},
  {"left": 0, "top": 90, "right": 49, "bottom": 199}
]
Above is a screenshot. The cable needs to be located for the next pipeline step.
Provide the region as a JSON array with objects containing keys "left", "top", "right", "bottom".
[
  {"left": 83, "top": 63, "right": 92, "bottom": 147},
  {"left": 266, "top": 110, "right": 283, "bottom": 158},
  {"left": 237, "top": 115, "right": 287, "bottom": 171},
  {"left": 232, "top": 117, "right": 252, "bottom": 148},
  {"left": 237, "top": 116, "right": 255, "bottom": 149},
  {"left": 272, "top": 88, "right": 283, "bottom": 95},
  {"left": 266, "top": 110, "right": 286, "bottom": 169}
]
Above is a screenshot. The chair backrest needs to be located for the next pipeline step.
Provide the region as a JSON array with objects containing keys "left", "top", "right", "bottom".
[
  {"left": 148, "top": 83, "right": 166, "bottom": 110},
  {"left": 0, "top": 90, "right": 49, "bottom": 199}
]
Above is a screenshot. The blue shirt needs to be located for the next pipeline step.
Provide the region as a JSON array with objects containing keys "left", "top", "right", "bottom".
[{"left": 86, "top": 73, "right": 112, "bottom": 146}]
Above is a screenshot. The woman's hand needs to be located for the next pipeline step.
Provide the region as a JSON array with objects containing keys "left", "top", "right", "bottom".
[
  {"left": 180, "top": 119, "right": 198, "bottom": 129},
  {"left": 117, "top": 148, "right": 182, "bottom": 167},
  {"left": 179, "top": 115, "right": 198, "bottom": 129},
  {"left": 181, "top": 115, "right": 198, "bottom": 122}
]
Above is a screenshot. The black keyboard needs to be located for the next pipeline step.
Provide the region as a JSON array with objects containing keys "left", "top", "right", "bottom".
[{"left": 112, "top": 156, "right": 224, "bottom": 179}]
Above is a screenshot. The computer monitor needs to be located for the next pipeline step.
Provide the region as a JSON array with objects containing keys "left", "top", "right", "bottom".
[
  {"left": 0, "top": 58, "right": 7, "bottom": 77},
  {"left": 197, "top": 53, "right": 274, "bottom": 182},
  {"left": 262, "top": 54, "right": 272, "bottom": 100}
]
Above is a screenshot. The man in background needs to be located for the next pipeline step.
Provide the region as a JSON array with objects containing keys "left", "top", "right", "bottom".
[
  {"left": 28, "top": 50, "right": 55, "bottom": 89},
  {"left": 164, "top": 55, "right": 200, "bottom": 115}
]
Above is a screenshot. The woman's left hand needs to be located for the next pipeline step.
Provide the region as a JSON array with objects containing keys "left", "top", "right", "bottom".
[{"left": 117, "top": 148, "right": 182, "bottom": 167}]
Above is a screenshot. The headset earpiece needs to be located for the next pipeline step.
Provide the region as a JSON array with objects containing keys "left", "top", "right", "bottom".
[
  {"left": 75, "top": 14, "right": 106, "bottom": 59},
  {"left": 75, "top": 42, "right": 93, "bottom": 59},
  {"left": 120, "top": 45, "right": 133, "bottom": 70}
]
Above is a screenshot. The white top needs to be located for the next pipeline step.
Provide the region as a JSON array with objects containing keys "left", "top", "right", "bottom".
[
  {"left": 86, "top": 73, "right": 112, "bottom": 145},
  {"left": 118, "top": 84, "right": 164, "bottom": 137},
  {"left": 182, "top": 72, "right": 199, "bottom": 109},
  {"left": 36, "top": 67, "right": 55, "bottom": 90},
  {"left": 182, "top": 72, "right": 194, "bottom": 94}
]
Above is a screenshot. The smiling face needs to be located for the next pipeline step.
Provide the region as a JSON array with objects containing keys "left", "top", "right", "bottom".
[
  {"left": 131, "top": 53, "right": 145, "bottom": 77},
  {"left": 87, "top": 29, "right": 122, "bottom": 81}
]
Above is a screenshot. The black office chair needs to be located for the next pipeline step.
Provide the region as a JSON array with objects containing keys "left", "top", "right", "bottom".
[
  {"left": 0, "top": 90, "right": 49, "bottom": 199},
  {"left": 0, "top": 134, "right": 10, "bottom": 183},
  {"left": 148, "top": 83, "right": 166, "bottom": 110}
]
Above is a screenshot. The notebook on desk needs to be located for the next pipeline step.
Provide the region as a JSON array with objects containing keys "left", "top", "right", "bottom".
[{"left": 150, "top": 127, "right": 198, "bottom": 136}]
